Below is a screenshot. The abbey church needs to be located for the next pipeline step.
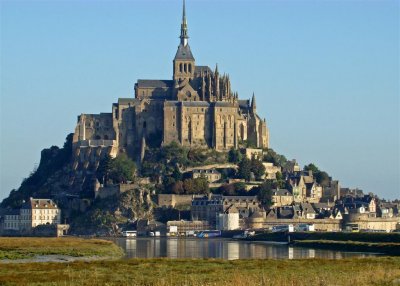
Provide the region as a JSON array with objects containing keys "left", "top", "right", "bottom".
[{"left": 72, "top": 1, "right": 269, "bottom": 163}]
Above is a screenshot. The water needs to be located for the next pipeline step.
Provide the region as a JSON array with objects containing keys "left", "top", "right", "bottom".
[{"left": 111, "top": 237, "right": 380, "bottom": 260}]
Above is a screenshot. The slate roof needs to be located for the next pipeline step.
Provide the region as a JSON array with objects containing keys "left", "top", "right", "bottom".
[
  {"left": 21, "top": 198, "right": 59, "bottom": 210},
  {"left": 174, "top": 44, "right": 195, "bottom": 60},
  {"left": 182, "top": 101, "right": 210, "bottom": 107},
  {"left": 222, "top": 196, "right": 258, "bottom": 201},
  {"left": 118, "top": 98, "right": 137, "bottom": 105},
  {"left": 238, "top": 100, "right": 250, "bottom": 109},
  {"left": 164, "top": 101, "right": 180, "bottom": 107},
  {"left": 249, "top": 210, "right": 264, "bottom": 219},
  {"left": 137, "top": 80, "right": 174, "bottom": 88},
  {"left": 301, "top": 202, "right": 316, "bottom": 214},
  {"left": 272, "top": 189, "right": 291, "bottom": 196},
  {"left": 278, "top": 207, "right": 294, "bottom": 219},
  {"left": 214, "top": 102, "right": 235, "bottom": 107},
  {"left": 4, "top": 209, "right": 20, "bottom": 216},
  {"left": 266, "top": 209, "right": 278, "bottom": 219},
  {"left": 195, "top": 66, "right": 212, "bottom": 74},
  {"left": 224, "top": 205, "right": 239, "bottom": 214},
  {"left": 192, "top": 168, "right": 220, "bottom": 174}
]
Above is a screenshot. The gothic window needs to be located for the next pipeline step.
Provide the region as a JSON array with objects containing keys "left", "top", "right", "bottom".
[
  {"left": 179, "top": 63, "right": 183, "bottom": 72},
  {"left": 184, "top": 63, "right": 187, "bottom": 73},
  {"left": 189, "top": 64, "right": 192, "bottom": 73}
]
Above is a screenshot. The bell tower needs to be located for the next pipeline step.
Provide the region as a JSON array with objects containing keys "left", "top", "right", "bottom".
[{"left": 173, "top": 0, "right": 195, "bottom": 82}]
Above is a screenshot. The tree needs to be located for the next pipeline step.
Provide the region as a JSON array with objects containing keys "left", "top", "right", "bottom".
[
  {"left": 233, "top": 182, "right": 247, "bottom": 194},
  {"left": 171, "top": 181, "right": 184, "bottom": 194},
  {"left": 304, "top": 163, "right": 319, "bottom": 174},
  {"left": 108, "top": 154, "right": 136, "bottom": 183},
  {"left": 171, "top": 166, "right": 183, "bottom": 181},
  {"left": 219, "top": 184, "right": 236, "bottom": 195},
  {"left": 183, "top": 177, "right": 209, "bottom": 194},
  {"left": 238, "top": 157, "right": 252, "bottom": 181},
  {"left": 263, "top": 148, "right": 288, "bottom": 168},
  {"left": 193, "top": 177, "right": 209, "bottom": 194},
  {"left": 316, "top": 171, "right": 330, "bottom": 186},
  {"left": 254, "top": 181, "right": 274, "bottom": 207},
  {"left": 228, "top": 148, "right": 242, "bottom": 163},
  {"left": 250, "top": 156, "right": 266, "bottom": 180},
  {"left": 183, "top": 179, "right": 195, "bottom": 194},
  {"left": 96, "top": 155, "right": 112, "bottom": 184}
]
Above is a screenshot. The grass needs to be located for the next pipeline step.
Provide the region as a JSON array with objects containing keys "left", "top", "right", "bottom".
[
  {"left": 246, "top": 232, "right": 400, "bottom": 255},
  {"left": 0, "top": 257, "right": 399, "bottom": 285},
  {"left": 0, "top": 237, "right": 124, "bottom": 260},
  {"left": 293, "top": 240, "right": 400, "bottom": 255}
]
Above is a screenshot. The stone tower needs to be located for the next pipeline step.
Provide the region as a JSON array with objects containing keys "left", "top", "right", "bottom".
[{"left": 173, "top": 0, "right": 195, "bottom": 83}]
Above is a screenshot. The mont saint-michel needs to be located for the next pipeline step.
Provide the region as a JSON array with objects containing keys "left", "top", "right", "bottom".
[
  {"left": 0, "top": 1, "right": 399, "bottom": 284},
  {"left": 73, "top": 4, "right": 268, "bottom": 162}
]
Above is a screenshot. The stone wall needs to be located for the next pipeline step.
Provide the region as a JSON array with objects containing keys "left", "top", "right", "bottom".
[
  {"left": 248, "top": 218, "right": 342, "bottom": 232},
  {"left": 344, "top": 213, "right": 399, "bottom": 232},
  {"left": 158, "top": 194, "right": 203, "bottom": 208}
]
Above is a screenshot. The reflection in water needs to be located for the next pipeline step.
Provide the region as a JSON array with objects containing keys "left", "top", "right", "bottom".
[{"left": 113, "top": 238, "right": 379, "bottom": 260}]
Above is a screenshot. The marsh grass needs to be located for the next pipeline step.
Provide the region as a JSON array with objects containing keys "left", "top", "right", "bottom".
[
  {"left": 294, "top": 240, "right": 400, "bottom": 255},
  {"left": 0, "top": 237, "right": 124, "bottom": 260},
  {"left": 0, "top": 257, "right": 399, "bottom": 285}
]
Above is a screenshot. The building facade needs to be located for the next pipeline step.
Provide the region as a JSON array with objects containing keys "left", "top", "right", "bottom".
[{"left": 2, "top": 198, "right": 61, "bottom": 232}]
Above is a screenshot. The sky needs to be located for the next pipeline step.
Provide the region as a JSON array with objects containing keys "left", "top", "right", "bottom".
[{"left": 0, "top": 0, "right": 399, "bottom": 201}]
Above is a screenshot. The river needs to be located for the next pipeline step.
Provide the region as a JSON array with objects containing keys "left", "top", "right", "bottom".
[{"left": 111, "top": 237, "right": 380, "bottom": 260}]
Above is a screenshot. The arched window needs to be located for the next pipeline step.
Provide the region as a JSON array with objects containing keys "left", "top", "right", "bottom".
[
  {"left": 184, "top": 63, "right": 187, "bottom": 73},
  {"left": 189, "top": 64, "right": 192, "bottom": 73},
  {"left": 104, "top": 135, "right": 109, "bottom": 140},
  {"left": 143, "top": 121, "right": 147, "bottom": 129},
  {"left": 179, "top": 63, "right": 183, "bottom": 72}
]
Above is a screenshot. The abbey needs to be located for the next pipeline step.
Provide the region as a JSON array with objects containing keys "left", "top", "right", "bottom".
[{"left": 72, "top": 1, "right": 269, "bottom": 162}]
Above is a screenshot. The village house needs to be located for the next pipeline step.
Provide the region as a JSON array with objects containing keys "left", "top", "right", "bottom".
[
  {"left": 190, "top": 168, "right": 221, "bottom": 183},
  {"left": 1, "top": 198, "right": 61, "bottom": 232},
  {"left": 271, "top": 189, "right": 293, "bottom": 207},
  {"left": 191, "top": 195, "right": 260, "bottom": 227},
  {"left": 244, "top": 148, "right": 264, "bottom": 160},
  {"left": 216, "top": 205, "right": 240, "bottom": 230},
  {"left": 167, "top": 220, "right": 210, "bottom": 234},
  {"left": 262, "top": 162, "right": 281, "bottom": 180}
]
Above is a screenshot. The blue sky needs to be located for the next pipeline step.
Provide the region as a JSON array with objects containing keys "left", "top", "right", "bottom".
[{"left": 1, "top": 0, "right": 399, "bottom": 200}]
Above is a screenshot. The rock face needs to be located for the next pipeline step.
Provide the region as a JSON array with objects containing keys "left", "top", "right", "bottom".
[{"left": 118, "top": 188, "right": 154, "bottom": 220}]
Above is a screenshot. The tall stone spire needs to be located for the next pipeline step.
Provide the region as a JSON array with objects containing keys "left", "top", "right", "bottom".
[
  {"left": 180, "top": 0, "right": 189, "bottom": 47},
  {"left": 251, "top": 92, "right": 257, "bottom": 113}
]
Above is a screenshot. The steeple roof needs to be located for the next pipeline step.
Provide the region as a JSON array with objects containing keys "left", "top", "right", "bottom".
[{"left": 174, "top": 44, "right": 195, "bottom": 60}]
